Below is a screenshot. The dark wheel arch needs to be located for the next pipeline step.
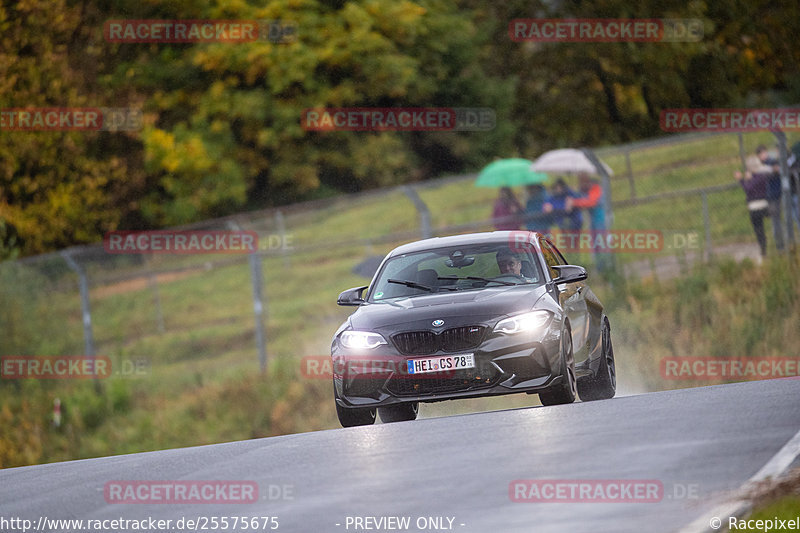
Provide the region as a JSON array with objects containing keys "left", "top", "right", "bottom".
[
  {"left": 539, "top": 322, "right": 577, "bottom": 406},
  {"left": 333, "top": 381, "right": 376, "bottom": 427},
  {"left": 577, "top": 316, "right": 616, "bottom": 401}
]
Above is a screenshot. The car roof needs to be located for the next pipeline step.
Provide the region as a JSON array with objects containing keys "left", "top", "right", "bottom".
[{"left": 386, "top": 231, "right": 546, "bottom": 257}]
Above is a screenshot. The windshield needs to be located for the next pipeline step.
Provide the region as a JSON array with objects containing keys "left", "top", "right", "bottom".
[{"left": 367, "top": 243, "right": 542, "bottom": 302}]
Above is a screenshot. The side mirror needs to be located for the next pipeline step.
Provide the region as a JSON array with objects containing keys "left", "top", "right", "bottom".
[
  {"left": 337, "top": 286, "right": 368, "bottom": 306},
  {"left": 551, "top": 265, "right": 587, "bottom": 285}
]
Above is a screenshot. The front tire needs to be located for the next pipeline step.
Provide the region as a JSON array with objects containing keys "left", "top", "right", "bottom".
[
  {"left": 336, "top": 402, "right": 376, "bottom": 427},
  {"left": 539, "top": 328, "right": 577, "bottom": 406},
  {"left": 577, "top": 317, "right": 616, "bottom": 401},
  {"left": 333, "top": 381, "right": 376, "bottom": 427},
  {"left": 378, "top": 402, "right": 419, "bottom": 423}
]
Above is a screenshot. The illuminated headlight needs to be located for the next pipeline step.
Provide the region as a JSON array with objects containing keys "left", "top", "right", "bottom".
[
  {"left": 494, "top": 311, "right": 551, "bottom": 335},
  {"left": 340, "top": 331, "right": 388, "bottom": 349}
]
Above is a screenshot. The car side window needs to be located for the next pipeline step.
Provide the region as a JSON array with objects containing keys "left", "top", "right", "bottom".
[
  {"left": 540, "top": 240, "right": 562, "bottom": 280},
  {"left": 547, "top": 239, "right": 569, "bottom": 265}
]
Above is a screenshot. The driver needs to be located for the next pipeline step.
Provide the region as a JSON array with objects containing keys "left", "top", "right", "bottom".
[{"left": 496, "top": 248, "right": 523, "bottom": 276}]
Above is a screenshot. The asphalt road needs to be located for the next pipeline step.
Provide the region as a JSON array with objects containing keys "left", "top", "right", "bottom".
[{"left": 2, "top": 379, "right": 800, "bottom": 533}]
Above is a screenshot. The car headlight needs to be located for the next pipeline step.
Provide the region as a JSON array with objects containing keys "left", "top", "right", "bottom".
[
  {"left": 494, "top": 311, "right": 551, "bottom": 335},
  {"left": 340, "top": 330, "right": 388, "bottom": 349}
]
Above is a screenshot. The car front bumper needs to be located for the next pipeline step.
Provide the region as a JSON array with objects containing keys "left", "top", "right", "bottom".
[{"left": 332, "top": 326, "right": 564, "bottom": 408}]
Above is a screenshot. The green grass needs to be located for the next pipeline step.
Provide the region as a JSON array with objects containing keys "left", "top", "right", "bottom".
[
  {"left": 1, "top": 130, "right": 799, "bottom": 467},
  {"left": 736, "top": 467, "right": 800, "bottom": 533},
  {"left": 743, "top": 497, "right": 800, "bottom": 531}
]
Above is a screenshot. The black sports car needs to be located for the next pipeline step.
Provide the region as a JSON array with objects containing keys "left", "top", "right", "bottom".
[{"left": 331, "top": 231, "right": 616, "bottom": 427}]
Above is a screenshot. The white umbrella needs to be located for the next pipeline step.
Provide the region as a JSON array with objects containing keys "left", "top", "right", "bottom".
[{"left": 530, "top": 148, "right": 614, "bottom": 176}]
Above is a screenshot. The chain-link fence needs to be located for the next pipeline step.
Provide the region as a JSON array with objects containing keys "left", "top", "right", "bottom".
[{"left": 1, "top": 131, "right": 799, "bottom": 375}]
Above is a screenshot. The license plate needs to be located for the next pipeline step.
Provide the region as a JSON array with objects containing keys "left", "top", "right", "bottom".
[{"left": 406, "top": 354, "right": 475, "bottom": 374}]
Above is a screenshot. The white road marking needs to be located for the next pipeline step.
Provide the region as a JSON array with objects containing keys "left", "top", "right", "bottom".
[{"left": 676, "top": 425, "right": 800, "bottom": 533}]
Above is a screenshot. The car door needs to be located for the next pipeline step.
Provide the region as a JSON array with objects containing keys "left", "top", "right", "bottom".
[{"left": 541, "top": 239, "right": 590, "bottom": 361}]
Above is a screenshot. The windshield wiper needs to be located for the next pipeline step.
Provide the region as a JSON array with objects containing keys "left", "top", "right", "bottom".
[
  {"left": 387, "top": 279, "right": 433, "bottom": 292},
  {"left": 466, "top": 276, "right": 517, "bottom": 286}
]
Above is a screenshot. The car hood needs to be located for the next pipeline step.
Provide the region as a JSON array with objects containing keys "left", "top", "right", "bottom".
[{"left": 348, "top": 285, "right": 549, "bottom": 330}]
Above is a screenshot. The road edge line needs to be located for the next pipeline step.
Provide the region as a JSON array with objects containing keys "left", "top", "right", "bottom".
[{"left": 675, "top": 426, "right": 800, "bottom": 533}]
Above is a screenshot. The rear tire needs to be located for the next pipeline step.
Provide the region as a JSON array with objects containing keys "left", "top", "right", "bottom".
[
  {"left": 539, "top": 328, "right": 577, "bottom": 406},
  {"left": 378, "top": 402, "right": 419, "bottom": 423},
  {"left": 577, "top": 318, "right": 616, "bottom": 401}
]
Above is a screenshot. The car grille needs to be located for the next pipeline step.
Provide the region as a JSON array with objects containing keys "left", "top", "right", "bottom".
[
  {"left": 386, "top": 360, "right": 501, "bottom": 396},
  {"left": 345, "top": 377, "right": 385, "bottom": 398},
  {"left": 392, "top": 326, "right": 486, "bottom": 355}
]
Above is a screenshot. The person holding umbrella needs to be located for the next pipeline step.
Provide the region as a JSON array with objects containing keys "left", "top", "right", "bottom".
[
  {"left": 524, "top": 184, "right": 551, "bottom": 232},
  {"left": 543, "top": 178, "right": 583, "bottom": 230},
  {"left": 475, "top": 158, "right": 548, "bottom": 231},
  {"left": 531, "top": 149, "right": 614, "bottom": 272},
  {"left": 492, "top": 186, "right": 524, "bottom": 230}
]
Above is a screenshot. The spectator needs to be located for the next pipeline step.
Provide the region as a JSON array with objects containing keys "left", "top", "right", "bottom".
[
  {"left": 568, "top": 173, "right": 606, "bottom": 229},
  {"left": 792, "top": 172, "right": 800, "bottom": 235},
  {"left": 756, "top": 145, "right": 785, "bottom": 252},
  {"left": 787, "top": 142, "right": 800, "bottom": 234},
  {"left": 524, "top": 184, "right": 550, "bottom": 233},
  {"left": 492, "top": 186, "right": 523, "bottom": 231},
  {"left": 543, "top": 178, "right": 583, "bottom": 230},
  {"left": 567, "top": 173, "right": 611, "bottom": 271},
  {"left": 736, "top": 155, "right": 773, "bottom": 260}
]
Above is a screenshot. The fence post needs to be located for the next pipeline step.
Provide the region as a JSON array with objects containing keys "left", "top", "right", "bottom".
[
  {"left": 738, "top": 133, "right": 747, "bottom": 173},
  {"left": 147, "top": 271, "right": 166, "bottom": 334},
  {"left": 625, "top": 150, "right": 636, "bottom": 200},
  {"left": 580, "top": 148, "right": 614, "bottom": 228},
  {"left": 59, "top": 249, "right": 100, "bottom": 392},
  {"left": 249, "top": 251, "right": 268, "bottom": 373},
  {"left": 701, "top": 191, "right": 713, "bottom": 261},
  {"left": 774, "top": 131, "right": 796, "bottom": 248},
  {"left": 228, "top": 221, "right": 268, "bottom": 373},
  {"left": 274, "top": 210, "right": 290, "bottom": 268},
  {"left": 402, "top": 186, "right": 432, "bottom": 239}
]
